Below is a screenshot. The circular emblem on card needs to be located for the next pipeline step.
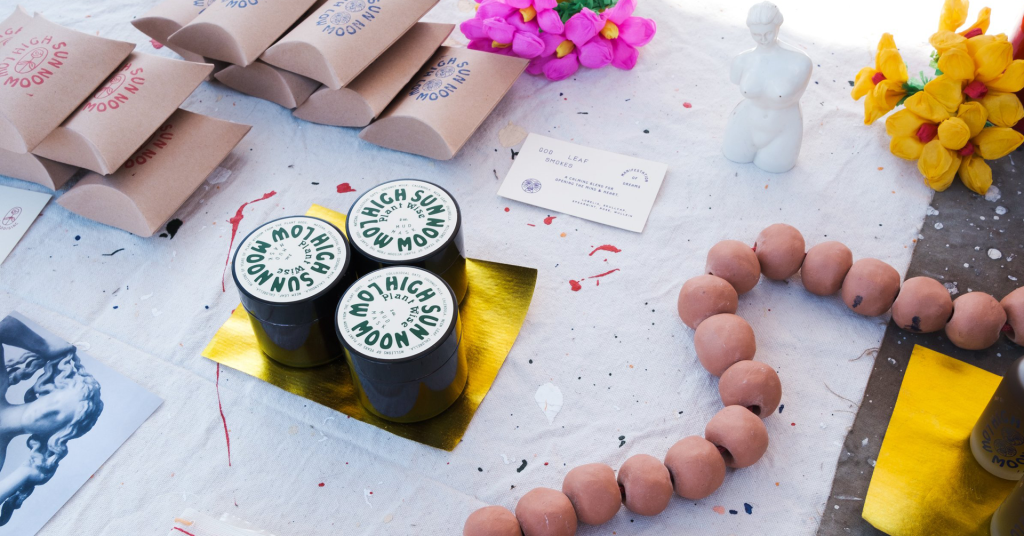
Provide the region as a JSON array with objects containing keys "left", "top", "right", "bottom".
[
  {"left": 0, "top": 207, "right": 22, "bottom": 230},
  {"left": 337, "top": 267, "right": 455, "bottom": 361},
  {"left": 347, "top": 180, "right": 459, "bottom": 262},
  {"left": 329, "top": 11, "right": 352, "bottom": 25},
  {"left": 15, "top": 47, "right": 47, "bottom": 74},
  {"left": 521, "top": 178, "right": 542, "bottom": 194},
  {"left": 234, "top": 216, "right": 348, "bottom": 303},
  {"left": 94, "top": 73, "right": 126, "bottom": 100},
  {"left": 621, "top": 167, "right": 650, "bottom": 183}
]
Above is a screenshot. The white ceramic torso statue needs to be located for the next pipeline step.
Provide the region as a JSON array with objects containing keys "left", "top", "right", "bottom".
[{"left": 723, "top": 2, "right": 812, "bottom": 173}]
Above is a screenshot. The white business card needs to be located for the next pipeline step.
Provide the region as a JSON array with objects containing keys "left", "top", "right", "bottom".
[
  {"left": 0, "top": 185, "right": 50, "bottom": 264},
  {"left": 497, "top": 134, "right": 668, "bottom": 233}
]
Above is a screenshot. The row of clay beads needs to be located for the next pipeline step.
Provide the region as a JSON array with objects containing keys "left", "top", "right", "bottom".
[
  {"left": 697, "top": 223, "right": 1024, "bottom": 351},
  {"left": 463, "top": 407, "right": 770, "bottom": 536}
]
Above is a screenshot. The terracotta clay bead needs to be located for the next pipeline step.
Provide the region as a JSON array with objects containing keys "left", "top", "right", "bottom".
[
  {"left": 693, "top": 314, "right": 756, "bottom": 377},
  {"left": 463, "top": 506, "right": 521, "bottom": 536},
  {"left": 841, "top": 258, "right": 901, "bottom": 317},
  {"left": 891, "top": 277, "right": 954, "bottom": 333},
  {"left": 946, "top": 292, "right": 1008, "bottom": 350},
  {"left": 718, "top": 360, "right": 782, "bottom": 417},
  {"left": 562, "top": 463, "right": 620, "bottom": 525},
  {"left": 663, "top": 436, "right": 726, "bottom": 500},
  {"left": 677, "top": 275, "right": 739, "bottom": 330},
  {"left": 515, "top": 488, "right": 577, "bottom": 536},
  {"left": 617, "top": 454, "right": 674, "bottom": 516},
  {"left": 704, "top": 405, "right": 770, "bottom": 469},
  {"left": 754, "top": 224, "right": 806, "bottom": 281},
  {"left": 800, "top": 241, "right": 853, "bottom": 296},
  {"left": 1003, "top": 287, "right": 1024, "bottom": 346},
  {"left": 706, "top": 240, "right": 761, "bottom": 294}
]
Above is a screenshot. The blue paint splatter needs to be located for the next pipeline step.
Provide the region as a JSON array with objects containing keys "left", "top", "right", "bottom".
[
  {"left": 205, "top": 306, "right": 210, "bottom": 310},
  {"left": 729, "top": 509, "right": 738, "bottom": 515},
  {"left": 778, "top": 404, "right": 785, "bottom": 414},
  {"left": 113, "top": 306, "right": 118, "bottom": 309},
  {"left": 74, "top": 235, "right": 81, "bottom": 241},
  {"left": 744, "top": 503, "right": 753, "bottom": 514}
]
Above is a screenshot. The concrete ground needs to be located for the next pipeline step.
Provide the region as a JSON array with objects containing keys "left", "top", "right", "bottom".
[{"left": 817, "top": 150, "right": 1024, "bottom": 535}]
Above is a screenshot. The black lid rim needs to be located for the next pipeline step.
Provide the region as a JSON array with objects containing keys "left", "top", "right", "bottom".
[
  {"left": 345, "top": 178, "right": 463, "bottom": 265},
  {"left": 335, "top": 266, "right": 460, "bottom": 365},
  {"left": 231, "top": 215, "right": 353, "bottom": 312}
]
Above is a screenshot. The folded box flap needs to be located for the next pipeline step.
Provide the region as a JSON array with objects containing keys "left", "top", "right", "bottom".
[
  {"left": 293, "top": 86, "right": 375, "bottom": 127},
  {"left": 215, "top": 61, "right": 319, "bottom": 109},
  {"left": 359, "top": 115, "right": 453, "bottom": 160},
  {"left": 260, "top": 40, "right": 339, "bottom": 90},
  {"left": 57, "top": 108, "right": 251, "bottom": 237},
  {"left": 168, "top": 21, "right": 246, "bottom": 66},
  {"left": 0, "top": 148, "right": 77, "bottom": 190}
]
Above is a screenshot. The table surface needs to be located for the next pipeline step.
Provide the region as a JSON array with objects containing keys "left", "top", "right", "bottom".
[
  {"left": 1, "top": 1, "right": 1023, "bottom": 534},
  {"left": 819, "top": 156, "right": 1024, "bottom": 535}
]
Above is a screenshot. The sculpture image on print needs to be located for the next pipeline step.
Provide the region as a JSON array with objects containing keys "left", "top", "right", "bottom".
[{"left": 0, "top": 313, "right": 160, "bottom": 535}]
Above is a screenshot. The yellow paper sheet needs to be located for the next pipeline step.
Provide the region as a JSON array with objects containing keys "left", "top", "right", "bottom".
[
  {"left": 863, "top": 345, "right": 1015, "bottom": 535},
  {"left": 202, "top": 204, "right": 537, "bottom": 451}
]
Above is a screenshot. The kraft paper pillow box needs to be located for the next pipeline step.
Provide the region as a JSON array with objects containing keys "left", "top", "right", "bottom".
[
  {"left": 131, "top": 0, "right": 207, "bottom": 63},
  {"left": 360, "top": 47, "right": 528, "bottom": 160},
  {"left": 32, "top": 52, "right": 212, "bottom": 175},
  {"left": 167, "top": 0, "right": 320, "bottom": 67},
  {"left": 57, "top": 108, "right": 251, "bottom": 237},
  {"left": 0, "top": 148, "right": 77, "bottom": 190},
  {"left": 0, "top": 5, "right": 31, "bottom": 48},
  {"left": 215, "top": 60, "right": 320, "bottom": 109},
  {"left": 293, "top": 22, "right": 452, "bottom": 128},
  {"left": 0, "top": 14, "right": 135, "bottom": 154},
  {"left": 260, "top": 0, "right": 439, "bottom": 90}
]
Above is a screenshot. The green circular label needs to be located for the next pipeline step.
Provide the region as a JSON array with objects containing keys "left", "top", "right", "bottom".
[
  {"left": 337, "top": 267, "right": 454, "bottom": 360},
  {"left": 235, "top": 217, "right": 346, "bottom": 303},
  {"left": 348, "top": 180, "right": 458, "bottom": 261}
]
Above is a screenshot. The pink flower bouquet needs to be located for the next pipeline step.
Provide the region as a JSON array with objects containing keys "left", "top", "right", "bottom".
[{"left": 461, "top": 0, "right": 657, "bottom": 81}]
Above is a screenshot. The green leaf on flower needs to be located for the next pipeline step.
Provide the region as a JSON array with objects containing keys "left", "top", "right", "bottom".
[{"left": 555, "top": 0, "right": 618, "bottom": 23}]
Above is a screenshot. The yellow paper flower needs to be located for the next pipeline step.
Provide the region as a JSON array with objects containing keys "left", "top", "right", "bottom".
[
  {"left": 937, "top": 47, "right": 975, "bottom": 80},
  {"left": 852, "top": 34, "right": 908, "bottom": 124},
  {"left": 980, "top": 92, "right": 1024, "bottom": 127},
  {"left": 958, "top": 154, "right": 992, "bottom": 194},
  {"left": 972, "top": 127, "right": 1024, "bottom": 160},
  {"left": 938, "top": 117, "right": 971, "bottom": 149},
  {"left": 957, "top": 101, "right": 988, "bottom": 137},
  {"left": 974, "top": 39, "right": 1013, "bottom": 83},
  {"left": 919, "top": 139, "right": 962, "bottom": 191},
  {"left": 903, "top": 75, "right": 963, "bottom": 123},
  {"left": 938, "top": 0, "right": 969, "bottom": 32}
]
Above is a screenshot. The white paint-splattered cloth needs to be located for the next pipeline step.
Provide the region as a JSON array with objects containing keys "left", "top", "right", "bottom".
[{"left": 2, "top": 0, "right": 1017, "bottom": 533}]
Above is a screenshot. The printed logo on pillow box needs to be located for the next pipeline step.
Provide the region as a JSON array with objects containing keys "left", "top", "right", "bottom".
[
  {"left": 85, "top": 62, "right": 145, "bottom": 113},
  {"left": 0, "top": 36, "right": 69, "bottom": 89},
  {"left": 316, "top": 0, "right": 382, "bottom": 37},
  {"left": 221, "top": 0, "right": 258, "bottom": 8},
  {"left": 0, "top": 24, "right": 26, "bottom": 48},
  {"left": 978, "top": 409, "right": 1024, "bottom": 471},
  {"left": 408, "top": 57, "right": 470, "bottom": 101},
  {"left": 0, "top": 207, "right": 22, "bottom": 231},
  {"left": 123, "top": 123, "right": 174, "bottom": 169}
]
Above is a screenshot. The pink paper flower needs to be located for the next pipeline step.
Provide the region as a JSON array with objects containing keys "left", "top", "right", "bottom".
[{"left": 565, "top": 8, "right": 604, "bottom": 47}]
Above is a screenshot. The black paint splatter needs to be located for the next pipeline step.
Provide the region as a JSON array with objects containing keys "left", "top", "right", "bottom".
[
  {"left": 516, "top": 460, "right": 527, "bottom": 473},
  {"left": 643, "top": 129, "right": 650, "bottom": 134},
  {"left": 165, "top": 219, "right": 183, "bottom": 239},
  {"left": 909, "top": 316, "right": 922, "bottom": 332},
  {"left": 852, "top": 296, "right": 863, "bottom": 308},
  {"left": 74, "top": 235, "right": 81, "bottom": 241},
  {"left": 618, "top": 435, "right": 626, "bottom": 448},
  {"left": 778, "top": 404, "right": 785, "bottom": 414},
  {"left": 102, "top": 248, "right": 124, "bottom": 257},
  {"left": 744, "top": 503, "right": 753, "bottom": 514},
  {"left": 477, "top": 467, "right": 483, "bottom": 472},
  {"left": 511, "top": 149, "right": 519, "bottom": 160},
  {"left": 729, "top": 509, "right": 738, "bottom": 515}
]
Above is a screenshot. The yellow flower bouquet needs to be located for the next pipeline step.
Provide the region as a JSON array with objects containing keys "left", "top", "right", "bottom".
[{"left": 852, "top": 0, "right": 1024, "bottom": 195}]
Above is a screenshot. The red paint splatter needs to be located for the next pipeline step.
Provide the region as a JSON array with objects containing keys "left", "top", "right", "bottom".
[
  {"left": 220, "top": 191, "right": 277, "bottom": 291},
  {"left": 791, "top": 422, "right": 796, "bottom": 426},
  {"left": 336, "top": 183, "right": 356, "bottom": 193},
  {"left": 683, "top": 102, "right": 692, "bottom": 108},
  {"left": 173, "top": 528, "right": 197, "bottom": 536},
  {"left": 569, "top": 280, "right": 583, "bottom": 291},
  {"left": 591, "top": 268, "right": 620, "bottom": 279},
  {"left": 526, "top": 223, "right": 536, "bottom": 227},
  {"left": 588, "top": 244, "right": 621, "bottom": 256},
  {"left": 504, "top": 207, "right": 510, "bottom": 212},
  {"left": 216, "top": 364, "right": 232, "bottom": 467},
  {"left": 150, "top": 39, "right": 164, "bottom": 49},
  {"left": 712, "top": 506, "right": 725, "bottom": 515},
  {"left": 543, "top": 216, "right": 556, "bottom": 225},
  {"left": 568, "top": 269, "right": 620, "bottom": 291},
  {"left": 318, "top": 482, "right": 325, "bottom": 487}
]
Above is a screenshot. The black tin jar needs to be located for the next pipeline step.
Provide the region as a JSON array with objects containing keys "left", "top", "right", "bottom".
[
  {"left": 335, "top": 266, "right": 468, "bottom": 422},
  {"left": 346, "top": 179, "right": 467, "bottom": 304},
  {"left": 232, "top": 215, "right": 356, "bottom": 368}
]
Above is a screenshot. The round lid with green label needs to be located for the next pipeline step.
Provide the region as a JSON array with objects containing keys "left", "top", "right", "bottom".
[
  {"left": 233, "top": 216, "right": 349, "bottom": 306},
  {"left": 336, "top": 266, "right": 456, "bottom": 362},
  {"left": 346, "top": 179, "right": 460, "bottom": 263}
]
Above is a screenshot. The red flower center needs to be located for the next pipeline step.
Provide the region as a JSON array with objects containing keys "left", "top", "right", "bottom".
[
  {"left": 871, "top": 72, "right": 887, "bottom": 84},
  {"left": 917, "top": 123, "right": 938, "bottom": 144},
  {"left": 964, "top": 28, "right": 984, "bottom": 39},
  {"left": 964, "top": 81, "right": 988, "bottom": 99},
  {"left": 959, "top": 142, "right": 975, "bottom": 156}
]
